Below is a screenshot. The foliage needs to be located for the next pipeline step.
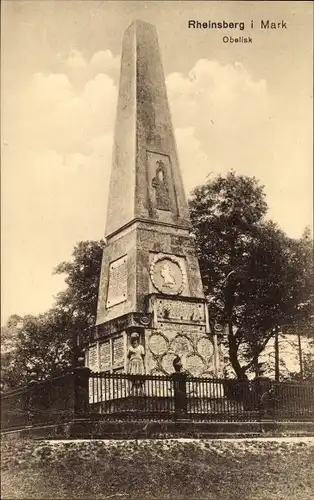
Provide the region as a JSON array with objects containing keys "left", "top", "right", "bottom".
[
  {"left": 1, "top": 241, "right": 104, "bottom": 389},
  {"left": 53, "top": 239, "right": 104, "bottom": 332},
  {"left": 189, "top": 171, "right": 314, "bottom": 379},
  {"left": 302, "top": 350, "right": 314, "bottom": 382},
  {"left": 1, "top": 311, "right": 71, "bottom": 390},
  {"left": 283, "top": 337, "right": 314, "bottom": 383}
]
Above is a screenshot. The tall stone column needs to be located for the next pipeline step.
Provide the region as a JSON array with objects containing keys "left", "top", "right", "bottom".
[{"left": 86, "top": 20, "right": 219, "bottom": 379}]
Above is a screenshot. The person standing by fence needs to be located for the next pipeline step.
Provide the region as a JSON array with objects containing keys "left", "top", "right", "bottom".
[
  {"left": 127, "top": 332, "right": 145, "bottom": 397},
  {"left": 172, "top": 355, "right": 188, "bottom": 418}
]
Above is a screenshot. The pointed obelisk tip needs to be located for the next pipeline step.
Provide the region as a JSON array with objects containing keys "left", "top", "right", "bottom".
[{"left": 127, "top": 19, "right": 156, "bottom": 31}]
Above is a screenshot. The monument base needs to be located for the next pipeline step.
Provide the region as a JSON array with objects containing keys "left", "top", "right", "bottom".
[
  {"left": 86, "top": 294, "right": 220, "bottom": 377},
  {"left": 2, "top": 419, "right": 314, "bottom": 440}
]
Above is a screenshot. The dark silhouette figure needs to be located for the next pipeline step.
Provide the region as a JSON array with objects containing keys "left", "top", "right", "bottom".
[{"left": 172, "top": 355, "right": 187, "bottom": 417}]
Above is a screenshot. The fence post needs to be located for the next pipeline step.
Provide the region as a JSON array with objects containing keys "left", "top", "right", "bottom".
[
  {"left": 172, "top": 372, "right": 188, "bottom": 419},
  {"left": 26, "top": 380, "right": 40, "bottom": 426},
  {"left": 73, "top": 367, "right": 91, "bottom": 416}
]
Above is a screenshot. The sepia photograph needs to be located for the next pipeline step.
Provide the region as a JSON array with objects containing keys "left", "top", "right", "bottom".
[{"left": 1, "top": 1, "right": 314, "bottom": 499}]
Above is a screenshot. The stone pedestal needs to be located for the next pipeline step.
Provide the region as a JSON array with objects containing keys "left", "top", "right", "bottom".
[{"left": 87, "top": 294, "right": 218, "bottom": 377}]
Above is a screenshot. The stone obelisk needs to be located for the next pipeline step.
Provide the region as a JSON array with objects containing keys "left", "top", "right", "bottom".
[{"left": 86, "top": 20, "right": 219, "bottom": 377}]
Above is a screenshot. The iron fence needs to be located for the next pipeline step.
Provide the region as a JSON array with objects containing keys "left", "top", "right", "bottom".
[
  {"left": 1, "top": 368, "right": 89, "bottom": 431},
  {"left": 89, "top": 372, "right": 175, "bottom": 419},
  {"left": 264, "top": 381, "right": 314, "bottom": 421},
  {"left": 88, "top": 372, "right": 314, "bottom": 422},
  {"left": 1, "top": 370, "right": 314, "bottom": 431}
]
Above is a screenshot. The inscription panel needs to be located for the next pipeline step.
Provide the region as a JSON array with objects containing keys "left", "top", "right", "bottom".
[
  {"left": 99, "top": 341, "right": 111, "bottom": 372},
  {"left": 156, "top": 323, "right": 206, "bottom": 334},
  {"left": 106, "top": 256, "right": 127, "bottom": 308},
  {"left": 156, "top": 298, "right": 206, "bottom": 324},
  {"left": 113, "top": 335, "right": 125, "bottom": 366},
  {"left": 88, "top": 345, "right": 98, "bottom": 372}
]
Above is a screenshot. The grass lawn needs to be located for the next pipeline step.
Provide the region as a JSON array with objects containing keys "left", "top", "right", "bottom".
[{"left": 1, "top": 437, "right": 314, "bottom": 499}]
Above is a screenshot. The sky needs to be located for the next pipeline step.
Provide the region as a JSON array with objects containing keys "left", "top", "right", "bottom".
[{"left": 1, "top": 1, "right": 313, "bottom": 323}]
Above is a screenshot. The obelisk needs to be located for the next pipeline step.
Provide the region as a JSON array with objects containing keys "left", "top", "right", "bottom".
[{"left": 86, "top": 20, "right": 219, "bottom": 377}]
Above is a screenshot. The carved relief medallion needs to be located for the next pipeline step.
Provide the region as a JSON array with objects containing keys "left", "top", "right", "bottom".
[
  {"left": 170, "top": 335, "right": 193, "bottom": 356},
  {"left": 197, "top": 337, "right": 214, "bottom": 361},
  {"left": 162, "top": 352, "right": 177, "bottom": 374},
  {"left": 150, "top": 253, "right": 186, "bottom": 295},
  {"left": 148, "top": 332, "right": 168, "bottom": 356},
  {"left": 186, "top": 354, "right": 205, "bottom": 377}
]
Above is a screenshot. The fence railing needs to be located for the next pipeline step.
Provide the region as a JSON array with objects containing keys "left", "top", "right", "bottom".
[
  {"left": 89, "top": 372, "right": 175, "bottom": 419},
  {"left": 89, "top": 372, "right": 314, "bottom": 422},
  {"left": 1, "top": 369, "right": 314, "bottom": 431},
  {"left": 1, "top": 367, "right": 90, "bottom": 431}
]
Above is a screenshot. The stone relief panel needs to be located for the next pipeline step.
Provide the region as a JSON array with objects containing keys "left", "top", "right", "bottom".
[
  {"left": 149, "top": 253, "right": 188, "bottom": 295},
  {"left": 147, "top": 151, "right": 177, "bottom": 216},
  {"left": 152, "top": 159, "right": 171, "bottom": 211},
  {"left": 197, "top": 337, "right": 214, "bottom": 361},
  {"left": 145, "top": 329, "right": 215, "bottom": 377},
  {"left": 162, "top": 352, "right": 178, "bottom": 374},
  {"left": 156, "top": 298, "right": 206, "bottom": 324}
]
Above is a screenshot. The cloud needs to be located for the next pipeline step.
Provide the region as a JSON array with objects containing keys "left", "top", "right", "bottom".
[
  {"left": 2, "top": 136, "right": 113, "bottom": 320},
  {"left": 57, "top": 50, "right": 88, "bottom": 70},
  {"left": 167, "top": 58, "right": 271, "bottom": 194},
  {"left": 167, "top": 60, "right": 269, "bottom": 166},
  {"left": 90, "top": 50, "right": 120, "bottom": 74},
  {"left": 167, "top": 59, "right": 312, "bottom": 237},
  {"left": 32, "top": 72, "right": 75, "bottom": 102},
  {"left": 2, "top": 49, "right": 118, "bottom": 320},
  {"left": 175, "top": 127, "right": 210, "bottom": 195},
  {"left": 62, "top": 49, "right": 88, "bottom": 69},
  {"left": 17, "top": 70, "right": 117, "bottom": 155},
  {"left": 57, "top": 49, "right": 120, "bottom": 76},
  {"left": 167, "top": 59, "right": 267, "bottom": 125}
]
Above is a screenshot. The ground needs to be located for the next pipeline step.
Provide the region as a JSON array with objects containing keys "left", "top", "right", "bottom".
[{"left": 1, "top": 436, "right": 314, "bottom": 499}]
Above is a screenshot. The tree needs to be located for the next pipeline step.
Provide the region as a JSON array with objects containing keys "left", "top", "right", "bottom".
[
  {"left": 2, "top": 240, "right": 104, "bottom": 389},
  {"left": 53, "top": 240, "right": 104, "bottom": 332},
  {"left": 189, "top": 172, "right": 314, "bottom": 379},
  {"left": 53, "top": 239, "right": 104, "bottom": 366},
  {"left": 302, "top": 348, "right": 314, "bottom": 382},
  {"left": 1, "top": 311, "right": 72, "bottom": 389},
  {"left": 281, "top": 227, "right": 314, "bottom": 334},
  {"left": 1, "top": 315, "right": 24, "bottom": 391},
  {"left": 282, "top": 338, "right": 314, "bottom": 383}
]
